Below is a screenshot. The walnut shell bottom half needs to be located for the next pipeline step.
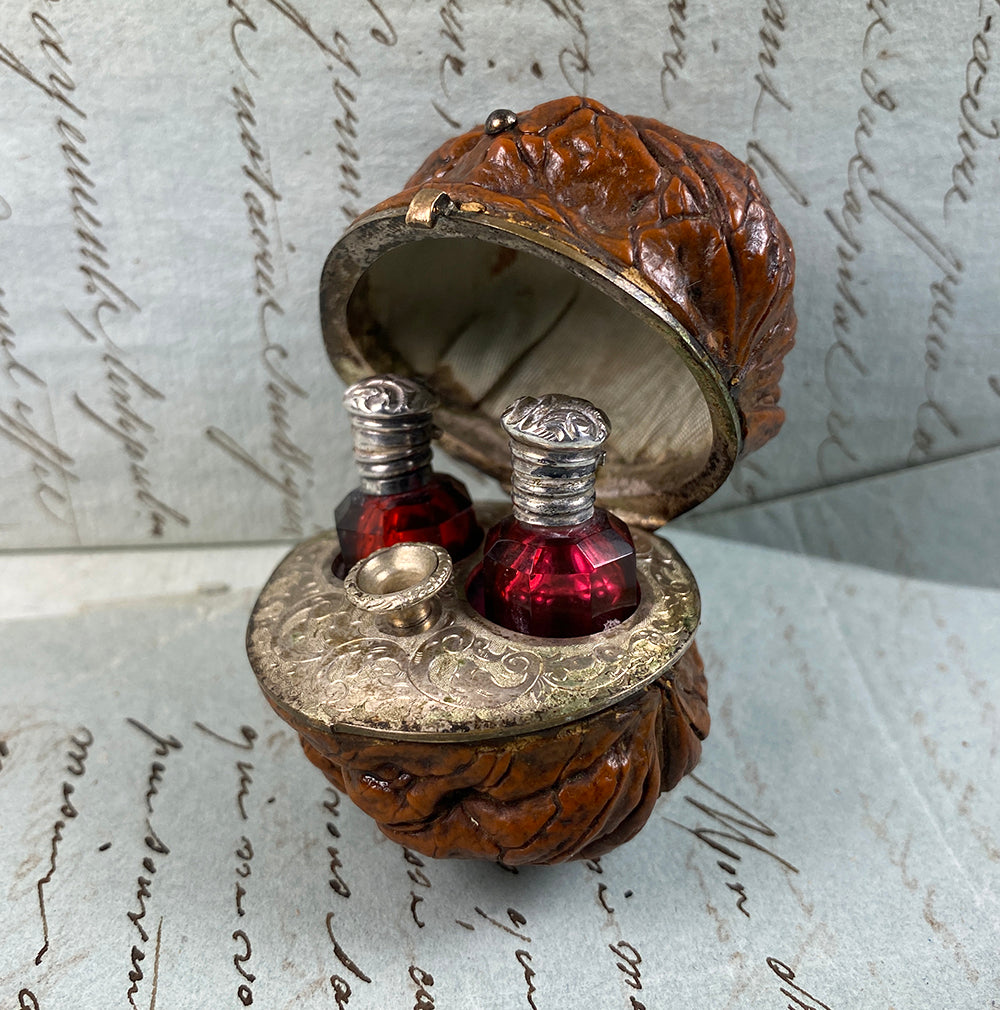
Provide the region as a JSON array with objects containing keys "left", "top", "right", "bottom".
[{"left": 276, "top": 641, "right": 708, "bottom": 867}]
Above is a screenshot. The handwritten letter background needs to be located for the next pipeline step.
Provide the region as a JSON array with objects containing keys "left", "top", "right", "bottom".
[
  {"left": 1, "top": 0, "right": 998, "bottom": 567},
  {"left": 1, "top": 533, "right": 998, "bottom": 1007}
]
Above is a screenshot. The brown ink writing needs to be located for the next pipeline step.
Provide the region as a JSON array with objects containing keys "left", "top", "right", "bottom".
[
  {"left": 943, "top": 3, "right": 1000, "bottom": 217},
  {"left": 324, "top": 787, "right": 350, "bottom": 898},
  {"left": 409, "top": 964, "right": 435, "bottom": 1009},
  {"left": 608, "top": 940, "right": 645, "bottom": 1009},
  {"left": 767, "top": 956, "right": 832, "bottom": 1010},
  {"left": 204, "top": 0, "right": 314, "bottom": 536},
  {"left": 124, "top": 719, "right": 181, "bottom": 1008},
  {"left": 34, "top": 727, "right": 92, "bottom": 965},
  {"left": 666, "top": 774, "right": 798, "bottom": 920},
  {"left": 659, "top": 0, "right": 688, "bottom": 109},
  {"left": 403, "top": 846, "right": 431, "bottom": 927}
]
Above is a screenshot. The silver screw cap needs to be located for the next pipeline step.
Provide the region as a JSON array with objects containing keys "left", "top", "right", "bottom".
[{"left": 501, "top": 393, "right": 611, "bottom": 527}]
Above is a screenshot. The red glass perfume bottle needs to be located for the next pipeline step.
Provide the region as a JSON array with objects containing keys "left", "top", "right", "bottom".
[
  {"left": 333, "top": 375, "right": 482, "bottom": 577},
  {"left": 471, "top": 394, "right": 639, "bottom": 637}
]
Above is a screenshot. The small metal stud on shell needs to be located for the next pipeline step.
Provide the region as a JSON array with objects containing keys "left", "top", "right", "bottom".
[{"left": 484, "top": 108, "right": 518, "bottom": 135}]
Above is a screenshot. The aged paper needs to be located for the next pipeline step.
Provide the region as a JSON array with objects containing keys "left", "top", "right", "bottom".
[
  {"left": 1, "top": 1, "right": 998, "bottom": 554},
  {"left": 2, "top": 532, "right": 997, "bottom": 1007}
]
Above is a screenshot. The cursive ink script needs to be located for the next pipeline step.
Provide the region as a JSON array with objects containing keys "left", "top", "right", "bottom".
[
  {"left": 124, "top": 719, "right": 181, "bottom": 1008},
  {"left": 516, "top": 948, "right": 538, "bottom": 1010},
  {"left": 659, "top": 0, "right": 688, "bottom": 110},
  {"left": 327, "top": 911, "right": 372, "bottom": 992},
  {"left": 665, "top": 774, "right": 798, "bottom": 920},
  {"left": 409, "top": 964, "right": 435, "bottom": 1009},
  {"left": 0, "top": 397, "right": 80, "bottom": 534},
  {"left": 608, "top": 940, "right": 646, "bottom": 1009},
  {"left": 753, "top": 0, "right": 792, "bottom": 127},
  {"left": 196, "top": 720, "right": 262, "bottom": 1004},
  {"left": 72, "top": 350, "right": 190, "bottom": 536},
  {"left": 767, "top": 956, "right": 832, "bottom": 1009},
  {"left": 819, "top": 0, "right": 965, "bottom": 478},
  {"left": 258, "top": 0, "right": 372, "bottom": 222},
  {"left": 0, "top": 26, "right": 80, "bottom": 537},
  {"left": 541, "top": 0, "right": 591, "bottom": 96},
  {"left": 431, "top": 0, "right": 465, "bottom": 129},
  {"left": 34, "top": 727, "right": 93, "bottom": 965},
  {"left": 205, "top": 0, "right": 315, "bottom": 537},
  {"left": 0, "top": 7, "right": 185, "bottom": 537},
  {"left": 403, "top": 846, "right": 431, "bottom": 928},
  {"left": 943, "top": 3, "right": 1000, "bottom": 217}
]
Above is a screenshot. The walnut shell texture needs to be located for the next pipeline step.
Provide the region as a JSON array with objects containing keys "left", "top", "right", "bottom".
[
  {"left": 283, "top": 641, "right": 708, "bottom": 866},
  {"left": 372, "top": 96, "right": 796, "bottom": 454}
]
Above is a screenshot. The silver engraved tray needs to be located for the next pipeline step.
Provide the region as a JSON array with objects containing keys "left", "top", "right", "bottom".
[{"left": 247, "top": 504, "right": 699, "bottom": 742}]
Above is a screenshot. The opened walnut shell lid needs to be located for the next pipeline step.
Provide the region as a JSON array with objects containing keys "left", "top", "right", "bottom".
[{"left": 321, "top": 96, "right": 796, "bottom": 527}]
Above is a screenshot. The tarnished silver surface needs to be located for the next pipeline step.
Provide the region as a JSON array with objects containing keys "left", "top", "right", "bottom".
[
  {"left": 503, "top": 394, "right": 609, "bottom": 448},
  {"left": 247, "top": 502, "right": 700, "bottom": 741},
  {"left": 342, "top": 374, "right": 437, "bottom": 495},
  {"left": 503, "top": 393, "right": 609, "bottom": 527},
  {"left": 344, "top": 542, "right": 452, "bottom": 632}
]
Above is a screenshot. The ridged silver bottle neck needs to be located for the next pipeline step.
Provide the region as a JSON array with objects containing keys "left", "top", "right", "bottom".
[
  {"left": 343, "top": 375, "right": 438, "bottom": 496},
  {"left": 350, "top": 413, "right": 434, "bottom": 495},
  {"left": 502, "top": 394, "right": 610, "bottom": 527},
  {"left": 509, "top": 442, "right": 604, "bottom": 526}
]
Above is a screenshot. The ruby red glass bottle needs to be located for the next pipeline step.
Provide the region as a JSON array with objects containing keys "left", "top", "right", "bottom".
[
  {"left": 334, "top": 375, "right": 481, "bottom": 577},
  {"left": 471, "top": 394, "right": 639, "bottom": 637}
]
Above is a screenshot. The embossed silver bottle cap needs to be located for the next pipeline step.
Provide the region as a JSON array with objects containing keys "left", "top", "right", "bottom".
[
  {"left": 502, "top": 394, "right": 610, "bottom": 527},
  {"left": 343, "top": 374, "right": 438, "bottom": 495}
]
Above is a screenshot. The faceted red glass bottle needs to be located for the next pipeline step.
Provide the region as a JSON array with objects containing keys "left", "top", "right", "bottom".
[
  {"left": 334, "top": 375, "right": 481, "bottom": 577},
  {"left": 470, "top": 394, "right": 639, "bottom": 637}
]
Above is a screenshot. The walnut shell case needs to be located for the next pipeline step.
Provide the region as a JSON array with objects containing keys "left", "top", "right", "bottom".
[{"left": 247, "top": 97, "right": 795, "bottom": 865}]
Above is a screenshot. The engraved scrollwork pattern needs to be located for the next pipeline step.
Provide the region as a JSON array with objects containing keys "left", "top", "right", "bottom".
[
  {"left": 247, "top": 506, "right": 699, "bottom": 740},
  {"left": 282, "top": 640, "right": 710, "bottom": 865},
  {"left": 342, "top": 374, "right": 436, "bottom": 417},
  {"left": 502, "top": 394, "right": 610, "bottom": 447}
]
